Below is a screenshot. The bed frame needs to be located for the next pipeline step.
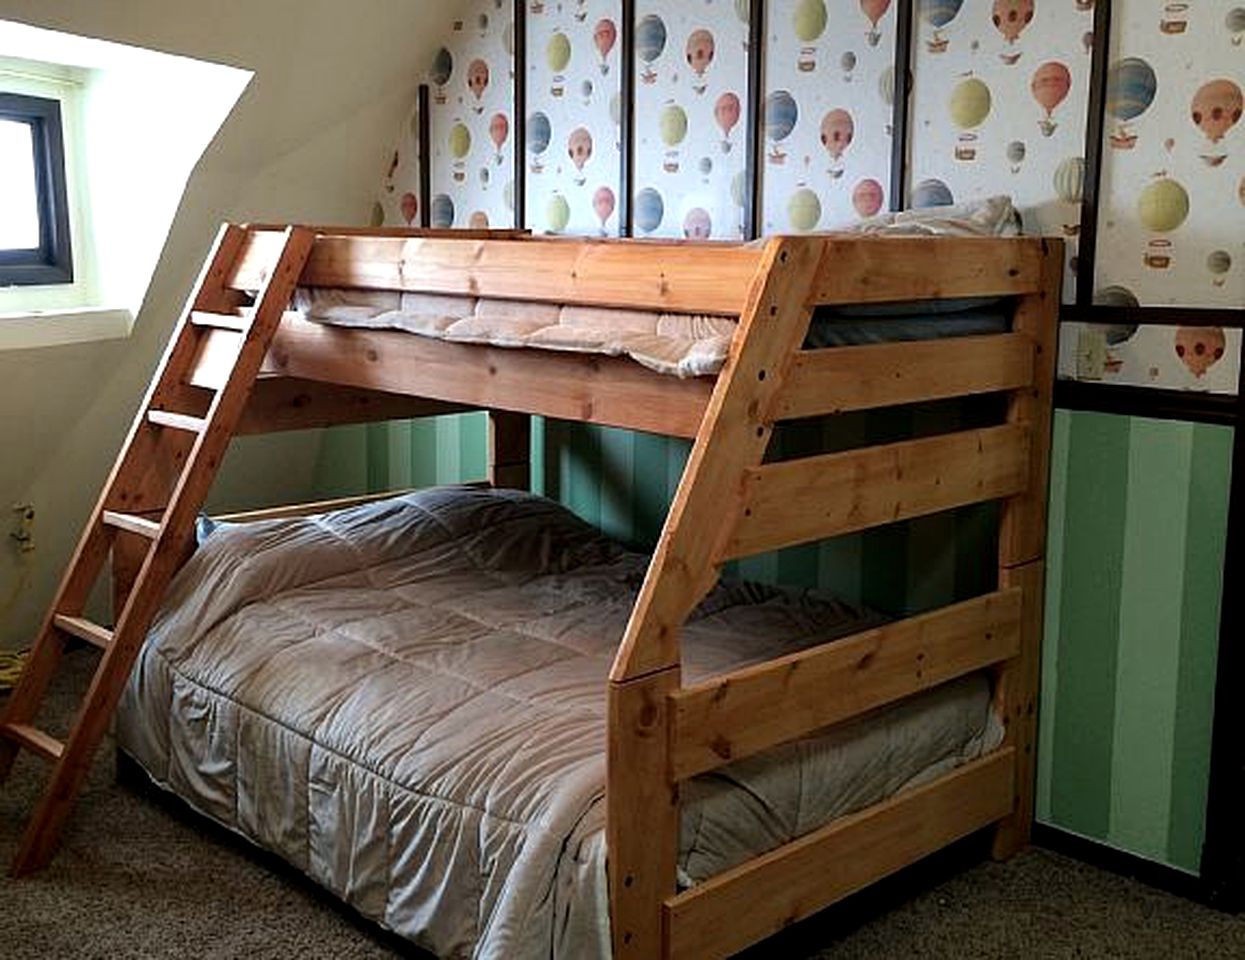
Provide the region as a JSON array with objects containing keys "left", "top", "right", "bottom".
[{"left": 4, "top": 224, "right": 1060, "bottom": 959}]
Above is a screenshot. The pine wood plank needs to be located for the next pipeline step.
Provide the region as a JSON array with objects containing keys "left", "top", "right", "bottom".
[
  {"left": 998, "top": 238, "right": 1062, "bottom": 567},
  {"left": 231, "top": 234, "right": 762, "bottom": 315},
  {"left": 812, "top": 236, "right": 1046, "bottom": 305},
  {"left": 727, "top": 424, "right": 1031, "bottom": 558},
  {"left": 1, "top": 725, "right": 64, "bottom": 763},
  {"left": 612, "top": 237, "right": 824, "bottom": 681},
  {"left": 211, "top": 489, "right": 422, "bottom": 523},
  {"left": 669, "top": 588, "right": 1022, "bottom": 780},
  {"left": 254, "top": 317, "right": 713, "bottom": 439},
  {"left": 101, "top": 511, "right": 161, "bottom": 539},
  {"left": 189, "top": 310, "right": 249, "bottom": 332},
  {"left": 663, "top": 749, "right": 1015, "bottom": 960},
  {"left": 147, "top": 410, "right": 208, "bottom": 434},
  {"left": 608, "top": 668, "right": 680, "bottom": 960},
  {"left": 776, "top": 333, "right": 1034, "bottom": 419},
  {"left": 992, "top": 559, "right": 1045, "bottom": 858},
  {"left": 236, "top": 377, "right": 469, "bottom": 434},
  {"left": 52, "top": 615, "right": 113, "bottom": 651}
]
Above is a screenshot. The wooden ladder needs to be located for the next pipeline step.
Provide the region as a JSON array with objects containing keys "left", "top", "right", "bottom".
[{"left": 0, "top": 223, "right": 314, "bottom": 876}]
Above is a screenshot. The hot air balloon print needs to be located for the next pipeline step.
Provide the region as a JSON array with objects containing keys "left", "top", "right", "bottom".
[
  {"left": 635, "top": 187, "right": 664, "bottom": 234},
  {"left": 860, "top": 0, "right": 891, "bottom": 47},
  {"left": 573, "top": 0, "right": 588, "bottom": 23},
  {"left": 921, "top": 0, "right": 964, "bottom": 53},
  {"left": 489, "top": 113, "right": 509, "bottom": 164},
  {"left": 852, "top": 178, "right": 884, "bottom": 217},
  {"left": 449, "top": 122, "right": 471, "bottom": 182},
  {"left": 912, "top": 178, "right": 954, "bottom": 208},
  {"left": 1175, "top": 327, "right": 1226, "bottom": 379},
  {"left": 527, "top": 111, "right": 552, "bottom": 174},
  {"left": 1031, "top": 61, "right": 1071, "bottom": 137},
  {"left": 431, "top": 193, "right": 455, "bottom": 228},
  {"left": 593, "top": 186, "right": 616, "bottom": 235},
  {"left": 1192, "top": 79, "right": 1242, "bottom": 167},
  {"left": 660, "top": 103, "right": 688, "bottom": 173},
  {"left": 820, "top": 109, "right": 854, "bottom": 176},
  {"left": 594, "top": 18, "right": 617, "bottom": 74},
  {"left": 547, "top": 31, "right": 571, "bottom": 97},
  {"left": 469, "top": 210, "right": 490, "bottom": 230},
  {"left": 715, "top": 92, "right": 741, "bottom": 153},
  {"left": 467, "top": 59, "right": 489, "bottom": 114},
  {"left": 568, "top": 127, "right": 593, "bottom": 185},
  {"left": 1207, "top": 250, "right": 1232, "bottom": 287},
  {"left": 580, "top": 79, "right": 594, "bottom": 107},
  {"left": 1230, "top": 7, "right": 1245, "bottom": 45},
  {"left": 841, "top": 51, "right": 857, "bottom": 81},
  {"left": 684, "top": 208, "right": 713, "bottom": 239},
  {"left": 1106, "top": 58, "right": 1156, "bottom": 149},
  {"left": 430, "top": 47, "right": 453, "bottom": 104},
  {"left": 992, "top": 0, "right": 1033, "bottom": 64},
  {"left": 1138, "top": 176, "right": 1189, "bottom": 270},
  {"left": 546, "top": 193, "right": 571, "bottom": 234},
  {"left": 637, "top": 14, "right": 667, "bottom": 85},
  {"left": 788, "top": 188, "right": 822, "bottom": 232},
  {"left": 794, "top": 0, "right": 828, "bottom": 72},
  {"left": 399, "top": 192, "right": 418, "bottom": 226},
  {"left": 949, "top": 77, "right": 991, "bottom": 161},
  {"left": 1053, "top": 157, "right": 1085, "bottom": 235},
  {"left": 765, "top": 90, "right": 798, "bottom": 165},
  {"left": 1007, "top": 140, "right": 1026, "bottom": 173},
  {"left": 686, "top": 29, "right": 715, "bottom": 95},
  {"left": 1160, "top": 2, "right": 1188, "bottom": 35}
]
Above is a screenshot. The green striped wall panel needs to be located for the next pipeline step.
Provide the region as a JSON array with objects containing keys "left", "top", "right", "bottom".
[{"left": 1036, "top": 411, "right": 1232, "bottom": 873}]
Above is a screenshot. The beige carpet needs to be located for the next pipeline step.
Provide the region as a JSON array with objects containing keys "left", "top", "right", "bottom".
[{"left": 1, "top": 651, "right": 1242, "bottom": 959}]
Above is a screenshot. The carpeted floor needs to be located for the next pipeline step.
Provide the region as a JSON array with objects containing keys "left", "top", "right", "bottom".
[{"left": 2, "top": 651, "right": 1242, "bottom": 959}]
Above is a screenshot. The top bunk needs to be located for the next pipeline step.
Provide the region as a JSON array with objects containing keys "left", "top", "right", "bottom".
[{"left": 190, "top": 225, "right": 1063, "bottom": 440}]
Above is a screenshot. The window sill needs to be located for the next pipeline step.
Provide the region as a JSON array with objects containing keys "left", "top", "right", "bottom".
[{"left": 0, "top": 305, "right": 133, "bottom": 351}]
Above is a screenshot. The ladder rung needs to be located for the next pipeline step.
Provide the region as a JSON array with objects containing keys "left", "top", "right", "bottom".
[
  {"left": 52, "top": 614, "right": 113, "bottom": 650},
  {"left": 190, "top": 310, "right": 249, "bottom": 332},
  {"left": 147, "top": 409, "right": 208, "bottom": 433},
  {"left": 2, "top": 723, "right": 65, "bottom": 762},
  {"left": 102, "top": 510, "right": 161, "bottom": 539}
]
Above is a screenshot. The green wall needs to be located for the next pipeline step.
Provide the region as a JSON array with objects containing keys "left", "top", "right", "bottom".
[{"left": 1037, "top": 410, "right": 1231, "bottom": 873}]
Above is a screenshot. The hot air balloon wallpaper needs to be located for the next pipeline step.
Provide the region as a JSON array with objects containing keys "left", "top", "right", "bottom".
[
  {"left": 1031, "top": 61, "right": 1071, "bottom": 136},
  {"left": 860, "top": 0, "right": 891, "bottom": 47},
  {"left": 820, "top": 109, "right": 854, "bottom": 176},
  {"left": 765, "top": 90, "right": 798, "bottom": 164},
  {"left": 1160, "top": 2, "right": 1188, "bottom": 36},
  {"left": 683, "top": 207, "right": 713, "bottom": 238},
  {"left": 488, "top": 112, "right": 509, "bottom": 164},
  {"left": 399, "top": 192, "right": 419, "bottom": 226},
  {"left": 1053, "top": 156, "right": 1084, "bottom": 234},
  {"left": 841, "top": 51, "right": 857, "bottom": 81},
  {"left": 1191, "top": 79, "right": 1242, "bottom": 166},
  {"left": 793, "top": 0, "right": 828, "bottom": 72},
  {"left": 715, "top": 92, "right": 741, "bottom": 153},
  {"left": 1175, "top": 327, "right": 1226, "bottom": 379},
  {"left": 992, "top": 0, "right": 1034, "bottom": 64},
  {"left": 1106, "top": 58, "right": 1156, "bottom": 149},
  {"left": 431, "top": 193, "right": 455, "bottom": 228},
  {"left": 1007, "top": 140, "right": 1026, "bottom": 173},
  {"left": 593, "top": 186, "right": 616, "bottom": 235},
  {"left": 568, "top": 127, "right": 593, "bottom": 185},
  {"left": 449, "top": 122, "right": 472, "bottom": 181},
  {"left": 1138, "top": 176, "right": 1189, "bottom": 270},
  {"left": 686, "top": 29, "right": 716, "bottom": 95},
  {"left": 430, "top": 47, "right": 453, "bottom": 104},
  {"left": 635, "top": 187, "right": 664, "bottom": 233},
  {"left": 659, "top": 102, "right": 688, "bottom": 172},
  {"left": 637, "top": 14, "right": 667, "bottom": 84},
  {"left": 852, "top": 178, "right": 885, "bottom": 217},
  {"left": 547, "top": 31, "right": 571, "bottom": 97},
  {"left": 1230, "top": 7, "right": 1245, "bottom": 45},
  {"left": 921, "top": 0, "right": 964, "bottom": 53},
  {"left": 1207, "top": 250, "right": 1232, "bottom": 287},
  {"left": 546, "top": 193, "right": 571, "bottom": 233},
  {"left": 527, "top": 111, "right": 551, "bottom": 173},
  {"left": 949, "top": 77, "right": 991, "bottom": 161},
  {"left": 469, "top": 210, "right": 490, "bottom": 229},
  {"left": 467, "top": 59, "right": 490, "bottom": 113},
  {"left": 594, "top": 18, "right": 617, "bottom": 74},
  {"left": 787, "top": 187, "right": 822, "bottom": 231}
]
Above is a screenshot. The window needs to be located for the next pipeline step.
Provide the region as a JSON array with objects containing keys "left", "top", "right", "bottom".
[{"left": 0, "top": 91, "right": 72, "bottom": 285}]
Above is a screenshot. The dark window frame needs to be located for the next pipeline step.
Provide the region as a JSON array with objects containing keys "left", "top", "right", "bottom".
[{"left": 0, "top": 91, "right": 73, "bottom": 286}]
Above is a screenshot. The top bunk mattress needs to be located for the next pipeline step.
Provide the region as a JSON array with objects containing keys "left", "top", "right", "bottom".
[{"left": 116, "top": 487, "right": 1002, "bottom": 959}]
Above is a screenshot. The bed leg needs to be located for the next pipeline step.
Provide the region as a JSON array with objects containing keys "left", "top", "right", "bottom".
[
  {"left": 991, "top": 558, "right": 1045, "bottom": 860},
  {"left": 488, "top": 410, "right": 530, "bottom": 490},
  {"left": 608, "top": 667, "right": 679, "bottom": 959}
]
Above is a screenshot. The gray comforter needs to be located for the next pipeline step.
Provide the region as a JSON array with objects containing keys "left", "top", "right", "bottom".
[{"left": 117, "top": 487, "right": 999, "bottom": 958}]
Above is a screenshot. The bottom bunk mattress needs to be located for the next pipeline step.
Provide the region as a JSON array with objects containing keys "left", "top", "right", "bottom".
[{"left": 116, "top": 486, "right": 1003, "bottom": 959}]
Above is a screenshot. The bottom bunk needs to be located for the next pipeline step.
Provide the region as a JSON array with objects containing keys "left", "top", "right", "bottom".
[{"left": 116, "top": 485, "right": 1005, "bottom": 959}]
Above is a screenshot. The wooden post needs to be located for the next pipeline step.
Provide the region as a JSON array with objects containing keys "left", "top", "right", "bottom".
[
  {"left": 487, "top": 410, "right": 531, "bottom": 490},
  {"left": 993, "top": 237, "right": 1061, "bottom": 859},
  {"left": 608, "top": 667, "right": 679, "bottom": 959}
]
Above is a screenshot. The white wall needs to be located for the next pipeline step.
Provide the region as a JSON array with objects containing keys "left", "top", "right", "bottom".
[{"left": 0, "top": 0, "right": 454, "bottom": 646}]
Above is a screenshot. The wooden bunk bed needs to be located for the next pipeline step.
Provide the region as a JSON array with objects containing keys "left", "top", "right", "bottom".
[{"left": 0, "top": 223, "right": 1061, "bottom": 959}]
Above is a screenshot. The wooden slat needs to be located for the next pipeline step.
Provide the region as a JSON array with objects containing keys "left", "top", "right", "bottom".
[
  {"left": 231, "top": 234, "right": 762, "bottom": 315},
  {"left": 608, "top": 668, "right": 680, "bottom": 960},
  {"left": 211, "top": 489, "right": 422, "bottom": 523},
  {"left": 187, "top": 327, "right": 244, "bottom": 392},
  {"left": 252, "top": 317, "right": 713, "bottom": 439},
  {"left": 670, "top": 588, "right": 1022, "bottom": 780},
  {"left": 812, "top": 236, "right": 1046, "bottom": 304},
  {"left": 663, "top": 749, "right": 1015, "bottom": 960},
  {"left": 777, "top": 333, "right": 1034, "bottom": 419},
  {"left": 189, "top": 310, "right": 249, "bottom": 333},
  {"left": 101, "top": 510, "right": 161, "bottom": 539},
  {"left": 52, "top": 615, "right": 113, "bottom": 651},
  {"left": 1, "top": 724, "right": 65, "bottom": 763},
  {"left": 236, "top": 376, "right": 469, "bottom": 435},
  {"left": 147, "top": 410, "right": 207, "bottom": 434},
  {"left": 727, "top": 424, "right": 1030, "bottom": 558}
]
